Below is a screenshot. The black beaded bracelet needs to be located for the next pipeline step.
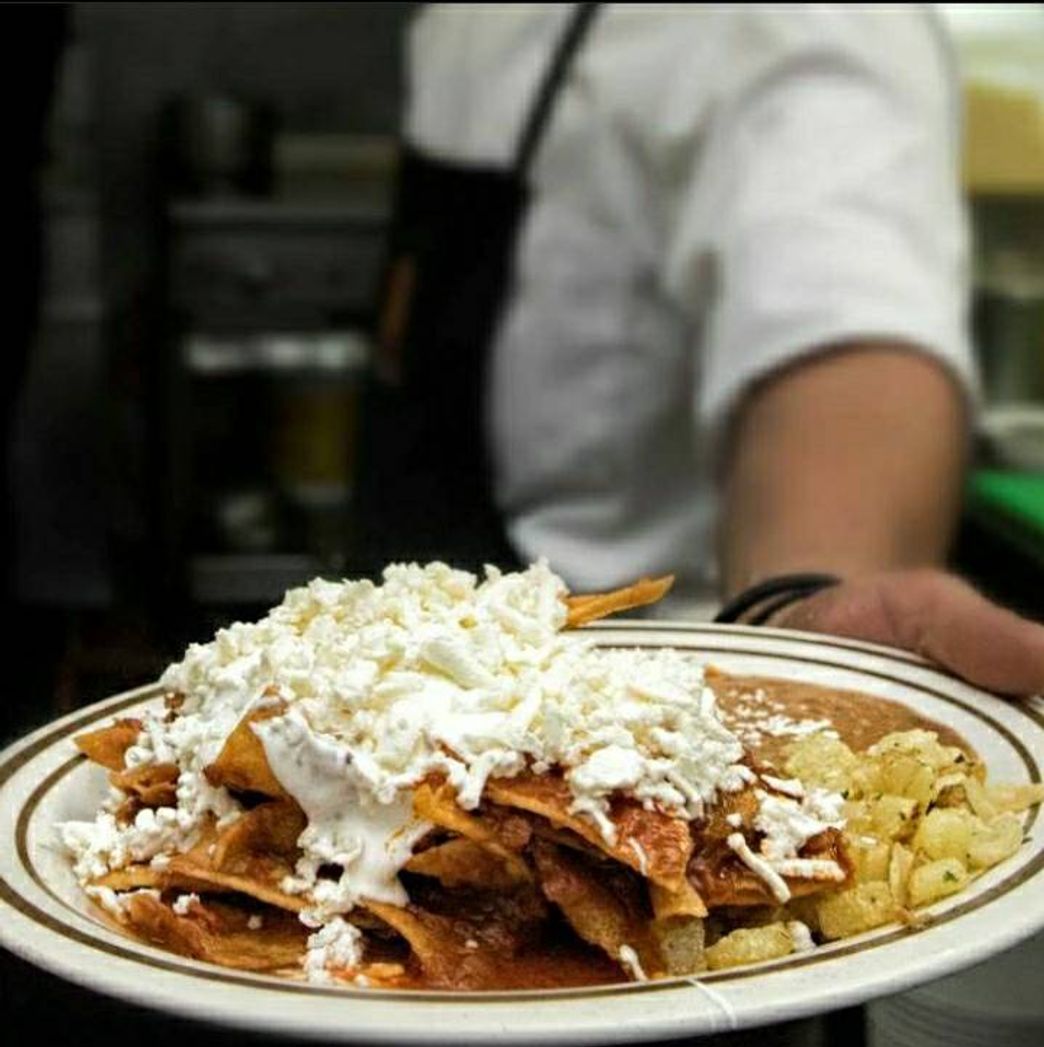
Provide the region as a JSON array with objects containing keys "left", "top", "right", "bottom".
[{"left": 714, "top": 573, "right": 841, "bottom": 626}]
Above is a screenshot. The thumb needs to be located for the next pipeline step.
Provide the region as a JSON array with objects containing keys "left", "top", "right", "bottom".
[{"left": 775, "top": 570, "right": 1044, "bottom": 698}]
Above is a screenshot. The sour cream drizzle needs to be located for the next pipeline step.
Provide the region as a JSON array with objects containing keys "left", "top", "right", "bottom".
[{"left": 253, "top": 708, "right": 430, "bottom": 917}]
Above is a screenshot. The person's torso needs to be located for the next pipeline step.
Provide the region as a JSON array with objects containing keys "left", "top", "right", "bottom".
[
  {"left": 406, "top": 5, "right": 725, "bottom": 603},
  {"left": 403, "top": 3, "right": 957, "bottom": 609}
]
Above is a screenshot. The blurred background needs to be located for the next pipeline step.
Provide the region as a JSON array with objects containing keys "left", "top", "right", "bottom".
[
  {"left": 3, "top": 2, "right": 1043, "bottom": 742},
  {"left": 5, "top": 2, "right": 412, "bottom": 737}
]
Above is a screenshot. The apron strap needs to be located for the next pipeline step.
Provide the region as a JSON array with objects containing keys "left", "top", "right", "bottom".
[{"left": 513, "top": 3, "right": 602, "bottom": 177}]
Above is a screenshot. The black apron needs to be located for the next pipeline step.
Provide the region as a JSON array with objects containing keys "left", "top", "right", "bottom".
[{"left": 356, "top": 4, "right": 601, "bottom": 575}]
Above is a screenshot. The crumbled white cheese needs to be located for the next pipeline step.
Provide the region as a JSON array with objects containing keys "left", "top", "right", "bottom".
[
  {"left": 172, "top": 892, "right": 199, "bottom": 916},
  {"left": 760, "top": 775, "right": 805, "bottom": 799},
  {"left": 304, "top": 917, "right": 364, "bottom": 984},
  {"left": 101, "top": 784, "right": 126, "bottom": 814},
  {"left": 728, "top": 785, "right": 846, "bottom": 901},
  {"left": 85, "top": 885, "right": 126, "bottom": 922},
  {"left": 85, "top": 886, "right": 160, "bottom": 923},
  {"left": 754, "top": 788, "right": 845, "bottom": 863},
  {"left": 160, "top": 562, "right": 749, "bottom": 836},
  {"left": 724, "top": 694, "right": 841, "bottom": 748},
  {"left": 618, "top": 944, "right": 647, "bottom": 981},
  {"left": 61, "top": 806, "right": 205, "bottom": 882},
  {"left": 759, "top": 717, "right": 838, "bottom": 740},
  {"left": 62, "top": 717, "right": 243, "bottom": 884},
  {"left": 248, "top": 915, "right": 264, "bottom": 930},
  {"left": 725, "top": 812, "right": 743, "bottom": 828}
]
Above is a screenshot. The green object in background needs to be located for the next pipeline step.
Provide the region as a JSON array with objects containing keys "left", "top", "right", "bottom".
[{"left": 967, "top": 469, "right": 1044, "bottom": 563}]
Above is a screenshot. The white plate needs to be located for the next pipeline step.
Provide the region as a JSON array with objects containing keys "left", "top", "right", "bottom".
[{"left": 2, "top": 623, "right": 1043, "bottom": 1045}]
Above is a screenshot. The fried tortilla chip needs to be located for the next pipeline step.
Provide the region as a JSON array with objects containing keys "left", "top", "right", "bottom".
[
  {"left": 110, "top": 762, "right": 179, "bottom": 809},
  {"left": 531, "top": 839, "right": 663, "bottom": 979},
  {"left": 92, "top": 865, "right": 167, "bottom": 892},
  {"left": 210, "top": 800, "right": 306, "bottom": 868},
  {"left": 121, "top": 893, "right": 306, "bottom": 971},
  {"left": 690, "top": 827, "right": 853, "bottom": 908},
  {"left": 163, "top": 864, "right": 307, "bottom": 913},
  {"left": 529, "top": 821, "right": 606, "bottom": 859},
  {"left": 166, "top": 812, "right": 306, "bottom": 913},
  {"left": 89, "top": 862, "right": 261, "bottom": 900},
  {"left": 363, "top": 900, "right": 498, "bottom": 989},
  {"left": 474, "top": 803, "right": 534, "bottom": 852},
  {"left": 413, "top": 782, "right": 532, "bottom": 881},
  {"left": 364, "top": 883, "right": 612, "bottom": 991},
  {"left": 700, "top": 785, "right": 760, "bottom": 840},
  {"left": 564, "top": 575, "right": 674, "bottom": 628},
  {"left": 205, "top": 701, "right": 289, "bottom": 799},
  {"left": 347, "top": 962, "right": 411, "bottom": 989},
  {"left": 651, "top": 914, "right": 706, "bottom": 976},
  {"left": 172, "top": 802, "right": 310, "bottom": 909},
  {"left": 650, "top": 878, "right": 707, "bottom": 920},
  {"left": 648, "top": 876, "right": 707, "bottom": 976},
  {"left": 485, "top": 772, "right": 692, "bottom": 890},
  {"left": 406, "top": 838, "right": 529, "bottom": 890},
  {"left": 75, "top": 719, "right": 143, "bottom": 771}
]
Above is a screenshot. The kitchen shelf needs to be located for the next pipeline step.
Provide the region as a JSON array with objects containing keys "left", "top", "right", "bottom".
[
  {"left": 161, "top": 191, "right": 390, "bottom": 616},
  {"left": 166, "top": 198, "right": 388, "bottom": 323},
  {"left": 183, "top": 329, "right": 370, "bottom": 378}
]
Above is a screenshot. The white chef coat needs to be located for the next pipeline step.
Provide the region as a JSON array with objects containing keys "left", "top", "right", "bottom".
[{"left": 405, "top": 4, "right": 975, "bottom": 608}]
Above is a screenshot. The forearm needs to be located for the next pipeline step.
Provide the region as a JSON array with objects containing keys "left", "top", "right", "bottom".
[{"left": 720, "top": 345, "right": 969, "bottom": 598}]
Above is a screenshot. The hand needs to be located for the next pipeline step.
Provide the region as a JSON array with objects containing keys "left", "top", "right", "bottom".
[{"left": 770, "top": 569, "right": 1044, "bottom": 698}]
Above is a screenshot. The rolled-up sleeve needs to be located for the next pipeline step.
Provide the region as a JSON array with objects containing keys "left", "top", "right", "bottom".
[{"left": 664, "top": 6, "right": 976, "bottom": 431}]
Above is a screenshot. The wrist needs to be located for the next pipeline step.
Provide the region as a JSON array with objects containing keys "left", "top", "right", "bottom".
[{"left": 714, "top": 573, "right": 841, "bottom": 626}]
